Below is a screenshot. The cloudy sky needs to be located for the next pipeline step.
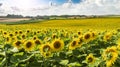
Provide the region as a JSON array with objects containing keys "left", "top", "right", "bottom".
[{"left": 0, "top": 0, "right": 120, "bottom": 16}]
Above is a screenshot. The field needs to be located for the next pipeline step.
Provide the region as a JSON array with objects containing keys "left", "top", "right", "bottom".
[
  {"left": 0, "top": 18, "right": 30, "bottom": 22},
  {"left": 0, "top": 18, "right": 120, "bottom": 67}
]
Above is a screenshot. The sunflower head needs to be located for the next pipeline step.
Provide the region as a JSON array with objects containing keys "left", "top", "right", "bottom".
[
  {"left": 33, "top": 36, "right": 38, "bottom": 40},
  {"left": 78, "top": 31, "right": 82, "bottom": 35},
  {"left": 51, "top": 39, "right": 64, "bottom": 52},
  {"left": 52, "top": 34, "right": 57, "bottom": 39},
  {"left": 9, "top": 33, "right": 14, "bottom": 37},
  {"left": 24, "top": 40, "right": 35, "bottom": 51},
  {"left": 14, "top": 31, "right": 18, "bottom": 35},
  {"left": 26, "top": 29, "right": 30, "bottom": 33},
  {"left": 19, "top": 30, "right": 23, "bottom": 34},
  {"left": 103, "top": 33, "right": 112, "bottom": 42},
  {"left": 102, "top": 46, "right": 118, "bottom": 67},
  {"left": 86, "top": 53, "right": 95, "bottom": 64},
  {"left": 40, "top": 43, "right": 51, "bottom": 55},
  {"left": 21, "top": 34, "right": 26, "bottom": 39},
  {"left": 91, "top": 31, "right": 97, "bottom": 40},
  {"left": 42, "top": 52, "right": 52, "bottom": 58},
  {"left": 13, "top": 40, "right": 22, "bottom": 49},
  {"left": 5, "top": 36, "right": 11, "bottom": 44},
  {"left": 69, "top": 39, "right": 79, "bottom": 50},
  {"left": 83, "top": 32, "right": 92, "bottom": 43},
  {"left": 34, "top": 39, "right": 41, "bottom": 45}
]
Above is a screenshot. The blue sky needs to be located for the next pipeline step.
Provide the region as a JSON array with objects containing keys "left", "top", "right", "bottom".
[{"left": 0, "top": 0, "right": 120, "bottom": 16}]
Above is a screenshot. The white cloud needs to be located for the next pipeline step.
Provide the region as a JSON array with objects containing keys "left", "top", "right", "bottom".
[{"left": 0, "top": 0, "right": 120, "bottom": 16}]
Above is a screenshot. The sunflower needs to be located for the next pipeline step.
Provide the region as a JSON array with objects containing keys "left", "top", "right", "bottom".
[
  {"left": 86, "top": 53, "right": 95, "bottom": 64},
  {"left": 77, "top": 31, "right": 82, "bottom": 35},
  {"left": 26, "top": 29, "right": 31, "bottom": 33},
  {"left": 5, "top": 36, "right": 11, "bottom": 44},
  {"left": 13, "top": 40, "right": 22, "bottom": 49},
  {"left": 21, "top": 34, "right": 26, "bottom": 39},
  {"left": 102, "top": 46, "right": 118, "bottom": 67},
  {"left": 34, "top": 39, "right": 41, "bottom": 45},
  {"left": 14, "top": 31, "right": 18, "bottom": 35},
  {"left": 69, "top": 39, "right": 79, "bottom": 50},
  {"left": 91, "top": 31, "right": 97, "bottom": 40},
  {"left": 52, "top": 34, "right": 57, "bottom": 39},
  {"left": 40, "top": 43, "right": 51, "bottom": 54},
  {"left": 51, "top": 39, "right": 64, "bottom": 52},
  {"left": 24, "top": 40, "right": 35, "bottom": 51},
  {"left": 11, "top": 36, "right": 17, "bottom": 42},
  {"left": 33, "top": 35, "right": 38, "bottom": 40},
  {"left": 103, "top": 33, "right": 112, "bottom": 42},
  {"left": 9, "top": 33, "right": 14, "bottom": 37},
  {"left": 3, "top": 31, "right": 8, "bottom": 37},
  {"left": 19, "top": 30, "right": 23, "bottom": 35},
  {"left": 42, "top": 52, "right": 52, "bottom": 58},
  {"left": 83, "top": 32, "right": 92, "bottom": 43}
]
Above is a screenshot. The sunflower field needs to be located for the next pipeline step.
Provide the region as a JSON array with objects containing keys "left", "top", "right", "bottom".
[{"left": 1, "top": 18, "right": 120, "bottom": 67}]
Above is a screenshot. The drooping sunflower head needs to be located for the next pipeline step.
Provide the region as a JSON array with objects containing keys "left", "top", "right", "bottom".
[
  {"left": 102, "top": 46, "right": 118, "bottom": 67},
  {"left": 51, "top": 39, "right": 64, "bottom": 52},
  {"left": 86, "top": 53, "right": 95, "bottom": 64},
  {"left": 69, "top": 39, "right": 79, "bottom": 50},
  {"left": 13, "top": 40, "right": 22, "bottom": 49},
  {"left": 24, "top": 40, "right": 35, "bottom": 51}
]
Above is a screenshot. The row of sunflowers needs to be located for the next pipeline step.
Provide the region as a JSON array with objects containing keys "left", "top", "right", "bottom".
[{"left": 0, "top": 28, "right": 120, "bottom": 67}]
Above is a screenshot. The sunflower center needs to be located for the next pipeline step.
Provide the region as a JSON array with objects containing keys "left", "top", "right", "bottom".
[
  {"left": 19, "top": 31, "right": 22, "bottom": 34},
  {"left": 15, "top": 31, "right": 18, "bottom": 34},
  {"left": 9, "top": 34, "right": 13, "bottom": 37},
  {"left": 88, "top": 57, "right": 93, "bottom": 63},
  {"left": 46, "top": 53, "right": 50, "bottom": 56},
  {"left": 53, "top": 41, "right": 61, "bottom": 49},
  {"left": 7, "top": 37, "right": 9, "bottom": 41},
  {"left": 4, "top": 32, "right": 7, "bottom": 35},
  {"left": 78, "top": 32, "right": 81, "bottom": 35},
  {"left": 35, "top": 40, "right": 41, "bottom": 44},
  {"left": 71, "top": 41, "right": 77, "bottom": 47},
  {"left": 22, "top": 35, "right": 25, "bottom": 39},
  {"left": 33, "top": 37, "right": 37, "bottom": 40},
  {"left": 85, "top": 34, "right": 90, "bottom": 39},
  {"left": 92, "top": 33, "right": 95, "bottom": 37},
  {"left": 15, "top": 41, "right": 21, "bottom": 46},
  {"left": 26, "top": 42, "right": 32, "bottom": 48}
]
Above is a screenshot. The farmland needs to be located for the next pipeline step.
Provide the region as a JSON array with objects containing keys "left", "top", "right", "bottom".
[{"left": 0, "top": 18, "right": 120, "bottom": 67}]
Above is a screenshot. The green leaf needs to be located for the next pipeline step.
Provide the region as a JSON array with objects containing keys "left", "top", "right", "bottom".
[
  {"left": 68, "top": 62, "right": 81, "bottom": 66},
  {"left": 59, "top": 60, "right": 69, "bottom": 65}
]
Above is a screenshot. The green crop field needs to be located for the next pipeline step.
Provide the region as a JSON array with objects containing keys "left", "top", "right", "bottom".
[{"left": 0, "top": 18, "right": 120, "bottom": 67}]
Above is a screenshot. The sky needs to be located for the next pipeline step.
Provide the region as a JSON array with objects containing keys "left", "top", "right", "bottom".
[{"left": 0, "top": 0, "right": 120, "bottom": 16}]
